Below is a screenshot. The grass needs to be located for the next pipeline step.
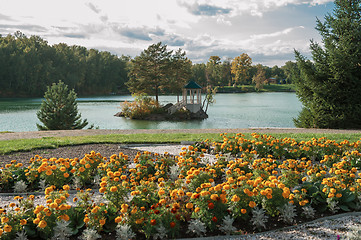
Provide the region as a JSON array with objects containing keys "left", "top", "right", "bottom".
[
  {"left": 1, "top": 131, "right": 361, "bottom": 155},
  {"left": 217, "top": 84, "right": 295, "bottom": 93}
]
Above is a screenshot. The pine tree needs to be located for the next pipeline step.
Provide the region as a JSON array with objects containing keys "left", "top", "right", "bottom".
[
  {"left": 127, "top": 42, "right": 172, "bottom": 102},
  {"left": 294, "top": 0, "right": 361, "bottom": 129},
  {"left": 37, "top": 80, "right": 88, "bottom": 130}
]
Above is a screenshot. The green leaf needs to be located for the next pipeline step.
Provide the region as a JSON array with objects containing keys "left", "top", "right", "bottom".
[{"left": 339, "top": 205, "right": 350, "bottom": 212}]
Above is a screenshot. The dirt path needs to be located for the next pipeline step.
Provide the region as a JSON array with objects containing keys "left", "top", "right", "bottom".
[{"left": 1, "top": 128, "right": 361, "bottom": 141}]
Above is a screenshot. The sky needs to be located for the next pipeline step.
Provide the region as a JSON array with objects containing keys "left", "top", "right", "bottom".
[{"left": 0, "top": 0, "right": 335, "bottom": 66}]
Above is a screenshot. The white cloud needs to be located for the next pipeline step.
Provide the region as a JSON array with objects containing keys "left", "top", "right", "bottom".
[
  {"left": 250, "top": 26, "right": 305, "bottom": 40},
  {"left": 0, "top": 0, "right": 334, "bottom": 66}
]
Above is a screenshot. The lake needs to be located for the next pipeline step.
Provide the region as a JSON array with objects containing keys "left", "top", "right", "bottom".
[{"left": 0, "top": 93, "right": 302, "bottom": 132}]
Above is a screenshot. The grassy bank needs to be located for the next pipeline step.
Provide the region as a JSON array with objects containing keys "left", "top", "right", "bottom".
[
  {"left": 217, "top": 84, "right": 295, "bottom": 93},
  {"left": 1, "top": 131, "right": 361, "bottom": 155}
]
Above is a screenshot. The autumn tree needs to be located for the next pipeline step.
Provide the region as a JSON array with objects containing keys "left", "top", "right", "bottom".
[
  {"left": 231, "top": 53, "right": 252, "bottom": 85},
  {"left": 252, "top": 64, "right": 266, "bottom": 90},
  {"left": 294, "top": 0, "right": 361, "bottom": 129}
]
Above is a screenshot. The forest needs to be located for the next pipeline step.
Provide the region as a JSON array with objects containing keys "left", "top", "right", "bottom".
[{"left": 0, "top": 31, "right": 299, "bottom": 98}]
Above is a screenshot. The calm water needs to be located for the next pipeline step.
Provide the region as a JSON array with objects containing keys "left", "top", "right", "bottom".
[{"left": 0, "top": 93, "right": 302, "bottom": 132}]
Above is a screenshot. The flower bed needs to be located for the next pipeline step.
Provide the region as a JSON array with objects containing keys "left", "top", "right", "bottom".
[{"left": 1, "top": 133, "right": 361, "bottom": 239}]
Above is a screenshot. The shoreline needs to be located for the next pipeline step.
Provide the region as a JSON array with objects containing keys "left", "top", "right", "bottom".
[{"left": 1, "top": 128, "right": 361, "bottom": 141}]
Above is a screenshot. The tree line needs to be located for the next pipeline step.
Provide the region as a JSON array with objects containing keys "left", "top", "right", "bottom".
[
  {"left": 0, "top": 31, "right": 299, "bottom": 98},
  {"left": 0, "top": 31, "right": 129, "bottom": 97}
]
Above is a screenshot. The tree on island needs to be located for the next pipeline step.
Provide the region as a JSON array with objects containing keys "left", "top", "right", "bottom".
[
  {"left": 127, "top": 42, "right": 172, "bottom": 103},
  {"left": 294, "top": 0, "right": 361, "bottom": 129},
  {"left": 167, "top": 48, "right": 192, "bottom": 102},
  {"left": 37, "top": 81, "right": 89, "bottom": 130}
]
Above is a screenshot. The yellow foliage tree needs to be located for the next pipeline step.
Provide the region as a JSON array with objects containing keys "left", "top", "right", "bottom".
[{"left": 231, "top": 53, "right": 252, "bottom": 85}]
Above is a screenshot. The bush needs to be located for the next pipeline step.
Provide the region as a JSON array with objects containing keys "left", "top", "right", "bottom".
[{"left": 120, "top": 94, "right": 164, "bottom": 119}]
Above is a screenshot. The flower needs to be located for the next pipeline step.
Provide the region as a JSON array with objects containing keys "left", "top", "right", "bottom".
[
  {"left": 20, "top": 219, "right": 27, "bottom": 225},
  {"left": 150, "top": 219, "right": 156, "bottom": 225},
  {"left": 186, "top": 202, "right": 193, "bottom": 209},
  {"left": 115, "top": 216, "right": 122, "bottom": 223},
  {"left": 3, "top": 224, "right": 12, "bottom": 233},
  {"left": 38, "top": 220, "right": 47, "bottom": 228},
  {"left": 170, "top": 222, "right": 176, "bottom": 228},
  {"left": 231, "top": 195, "right": 240, "bottom": 202}
]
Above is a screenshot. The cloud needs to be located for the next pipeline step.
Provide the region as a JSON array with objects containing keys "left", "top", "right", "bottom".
[
  {"left": 86, "top": 2, "right": 101, "bottom": 14},
  {"left": 250, "top": 26, "right": 304, "bottom": 40},
  {"left": 0, "top": 13, "right": 13, "bottom": 21},
  {"left": 0, "top": 24, "right": 47, "bottom": 32},
  {"left": 189, "top": 3, "right": 232, "bottom": 16},
  {"left": 163, "top": 35, "right": 187, "bottom": 46},
  {"left": 63, "top": 33, "right": 87, "bottom": 39},
  {"left": 111, "top": 25, "right": 153, "bottom": 41}
]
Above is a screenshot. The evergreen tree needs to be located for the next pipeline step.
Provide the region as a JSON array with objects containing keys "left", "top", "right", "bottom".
[
  {"left": 127, "top": 42, "right": 172, "bottom": 102},
  {"left": 37, "top": 81, "right": 88, "bottom": 130},
  {"left": 294, "top": 0, "right": 361, "bottom": 129}
]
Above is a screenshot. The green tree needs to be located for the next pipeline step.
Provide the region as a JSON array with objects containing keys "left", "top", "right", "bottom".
[
  {"left": 231, "top": 53, "right": 252, "bottom": 85},
  {"left": 294, "top": 0, "right": 361, "bottom": 129},
  {"left": 37, "top": 81, "right": 88, "bottom": 130},
  {"left": 281, "top": 61, "right": 300, "bottom": 84},
  {"left": 206, "top": 56, "right": 222, "bottom": 86},
  {"left": 127, "top": 42, "right": 172, "bottom": 102},
  {"left": 168, "top": 49, "right": 192, "bottom": 101}
]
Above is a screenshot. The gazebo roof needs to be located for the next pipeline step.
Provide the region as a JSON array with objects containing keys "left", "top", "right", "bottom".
[{"left": 184, "top": 81, "right": 202, "bottom": 89}]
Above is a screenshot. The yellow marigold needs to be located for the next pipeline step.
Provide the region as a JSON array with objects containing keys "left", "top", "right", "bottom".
[
  {"left": 115, "top": 216, "right": 122, "bottom": 223},
  {"left": 1, "top": 217, "right": 9, "bottom": 223},
  {"left": 63, "top": 185, "right": 70, "bottom": 191},
  {"left": 3, "top": 224, "right": 12, "bottom": 233},
  {"left": 249, "top": 201, "right": 257, "bottom": 208},
  {"left": 38, "top": 220, "right": 47, "bottom": 228},
  {"left": 79, "top": 167, "right": 85, "bottom": 173},
  {"left": 91, "top": 207, "right": 99, "bottom": 214},
  {"left": 231, "top": 195, "right": 240, "bottom": 202},
  {"left": 84, "top": 217, "right": 90, "bottom": 223},
  {"left": 99, "top": 187, "right": 106, "bottom": 193},
  {"left": 99, "top": 219, "right": 106, "bottom": 225},
  {"left": 210, "top": 194, "right": 218, "bottom": 201},
  {"left": 158, "top": 188, "right": 165, "bottom": 196},
  {"left": 60, "top": 214, "right": 70, "bottom": 221},
  {"left": 241, "top": 209, "right": 247, "bottom": 214},
  {"left": 20, "top": 219, "right": 27, "bottom": 225},
  {"left": 194, "top": 207, "right": 200, "bottom": 213},
  {"left": 49, "top": 203, "right": 58, "bottom": 209},
  {"left": 110, "top": 186, "right": 118, "bottom": 192},
  {"left": 186, "top": 203, "right": 194, "bottom": 209}
]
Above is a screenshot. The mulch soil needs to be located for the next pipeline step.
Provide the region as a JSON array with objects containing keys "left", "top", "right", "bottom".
[{"left": 0, "top": 144, "right": 141, "bottom": 168}]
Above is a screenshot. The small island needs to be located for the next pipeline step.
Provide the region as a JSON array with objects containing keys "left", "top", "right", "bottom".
[{"left": 115, "top": 81, "right": 210, "bottom": 121}]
